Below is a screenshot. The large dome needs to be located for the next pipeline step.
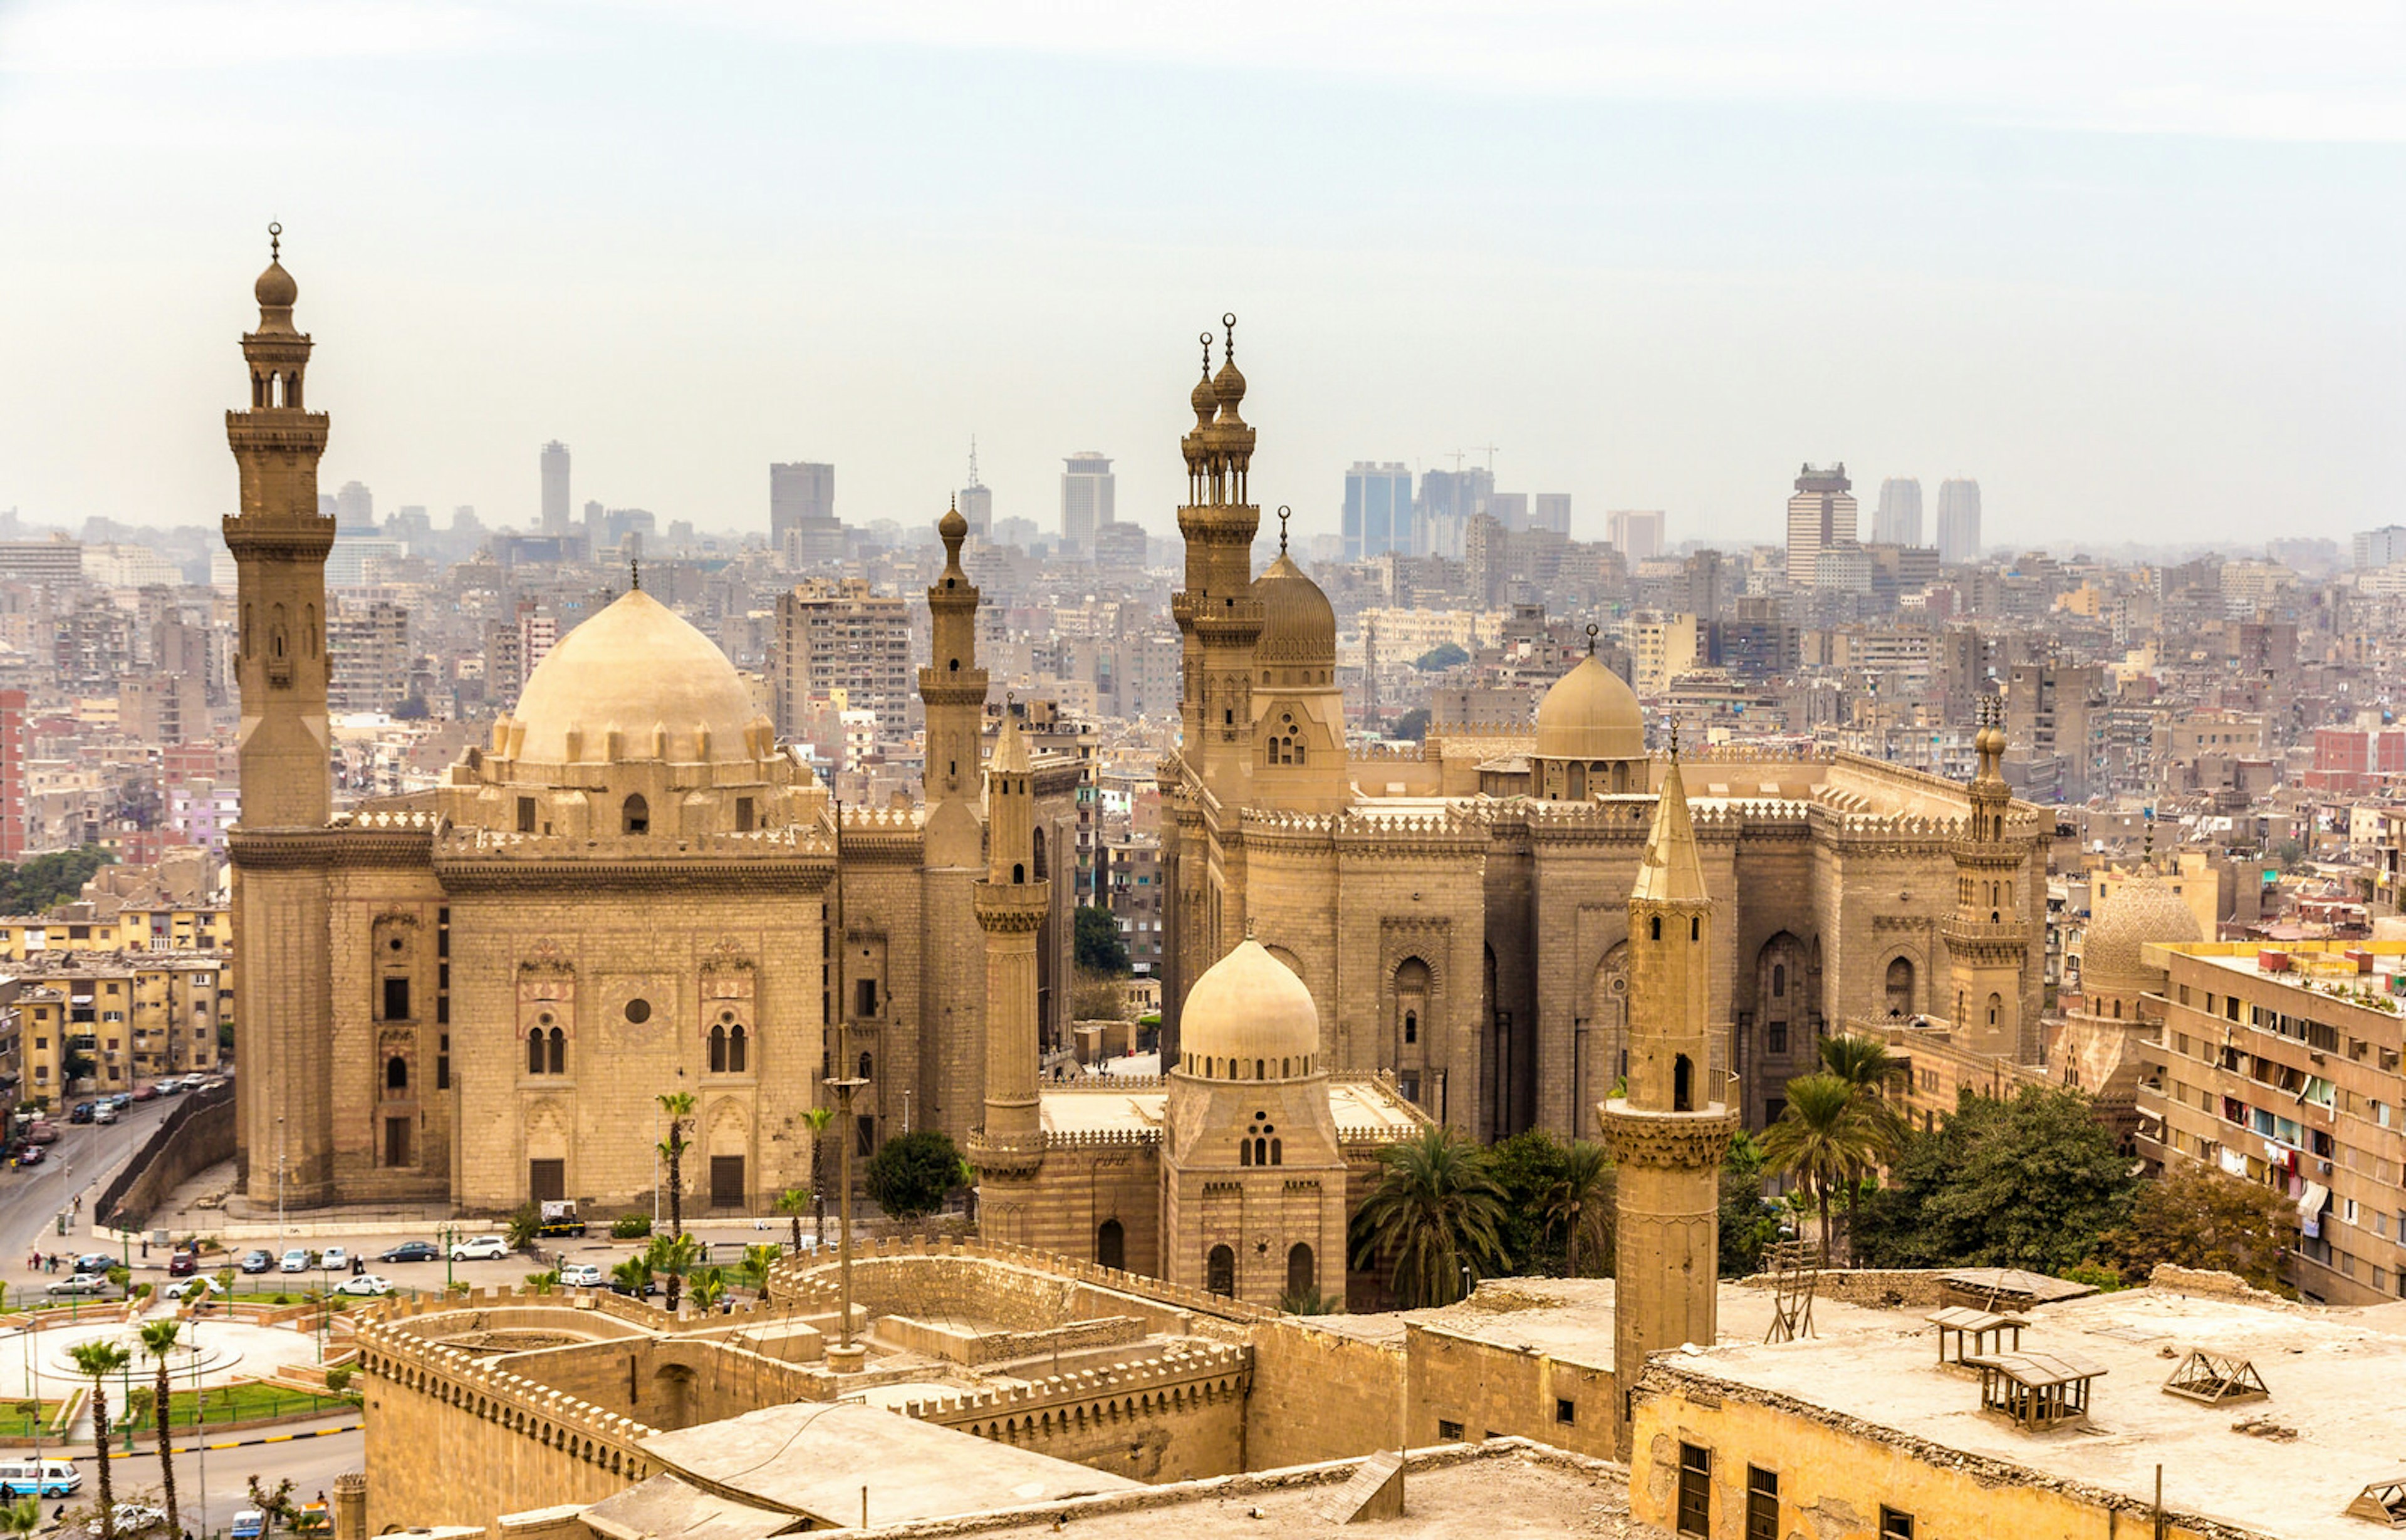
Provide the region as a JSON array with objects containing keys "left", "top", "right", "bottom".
[
  {"left": 2084, "top": 869, "right": 2202, "bottom": 991},
  {"left": 509, "top": 590, "right": 766, "bottom": 766},
  {"left": 1180, "top": 939, "right": 1320, "bottom": 1076},
  {"left": 1252, "top": 552, "right": 1336, "bottom": 665},
  {"left": 1534, "top": 653, "right": 1645, "bottom": 762}
]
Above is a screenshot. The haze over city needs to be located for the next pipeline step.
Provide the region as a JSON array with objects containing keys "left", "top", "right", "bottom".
[{"left": 2, "top": 1, "right": 2400, "bottom": 548}]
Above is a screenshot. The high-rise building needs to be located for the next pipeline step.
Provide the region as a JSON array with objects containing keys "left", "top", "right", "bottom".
[
  {"left": 1060, "top": 454, "right": 1114, "bottom": 554},
  {"left": 1784, "top": 463, "right": 1857, "bottom": 587},
  {"left": 1530, "top": 493, "right": 1571, "bottom": 536},
  {"left": 1936, "top": 477, "right": 1982, "bottom": 564},
  {"left": 1487, "top": 491, "right": 1530, "bottom": 533},
  {"left": 329, "top": 600, "right": 413, "bottom": 714},
  {"left": 2353, "top": 525, "right": 2406, "bottom": 570},
  {"left": 771, "top": 578, "right": 915, "bottom": 742},
  {"left": 539, "top": 442, "right": 571, "bottom": 534},
  {"left": 334, "top": 479, "right": 373, "bottom": 531},
  {"left": 769, "top": 462, "right": 836, "bottom": 548},
  {"left": 0, "top": 689, "right": 26, "bottom": 861},
  {"left": 1873, "top": 477, "right": 1923, "bottom": 546},
  {"left": 1607, "top": 509, "right": 1665, "bottom": 561},
  {"left": 957, "top": 440, "right": 992, "bottom": 539},
  {"left": 1415, "top": 466, "right": 1492, "bottom": 560},
  {"left": 1341, "top": 462, "right": 1415, "bottom": 560}
]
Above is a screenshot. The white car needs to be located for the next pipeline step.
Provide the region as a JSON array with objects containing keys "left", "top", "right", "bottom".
[
  {"left": 450, "top": 1235, "right": 510, "bottom": 1261},
  {"left": 278, "top": 1248, "right": 311, "bottom": 1273},
  {"left": 320, "top": 1246, "right": 349, "bottom": 1270},
  {"left": 333, "top": 1274, "right": 392, "bottom": 1297},
  {"left": 163, "top": 1276, "right": 224, "bottom": 1301},
  {"left": 112, "top": 1502, "right": 169, "bottom": 1532},
  {"left": 558, "top": 1263, "right": 603, "bottom": 1288}
]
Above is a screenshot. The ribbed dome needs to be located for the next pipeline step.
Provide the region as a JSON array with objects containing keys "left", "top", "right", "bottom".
[
  {"left": 509, "top": 590, "right": 767, "bottom": 766},
  {"left": 1534, "top": 653, "right": 1645, "bottom": 762},
  {"left": 1212, "top": 357, "right": 1246, "bottom": 417},
  {"left": 255, "top": 259, "right": 298, "bottom": 310},
  {"left": 1180, "top": 940, "right": 1319, "bottom": 1071},
  {"left": 2085, "top": 869, "right": 2201, "bottom": 988},
  {"left": 1252, "top": 552, "right": 1335, "bottom": 665},
  {"left": 1190, "top": 373, "right": 1217, "bottom": 424}
]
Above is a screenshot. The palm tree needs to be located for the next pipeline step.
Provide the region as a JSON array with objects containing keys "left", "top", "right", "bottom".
[
  {"left": 1544, "top": 1141, "right": 1616, "bottom": 1279},
  {"left": 739, "top": 1244, "right": 781, "bottom": 1294},
  {"left": 138, "top": 1321, "right": 180, "bottom": 1533},
  {"left": 1346, "top": 1125, "right": 1509, "bottom": 1308},
  {"left": 648, "top": 1233, "right": 703, "bottom": 1313},
  {"left": 773, "top": 1187, "right": 812, "bottom": 1253},
  {"left": 1759, "top": 1073, "right": 1887, "bottom": 1266},
  {"left": 657, "top": 1091, "right": 696, "bottom": 1238},
  {"left": 0, "top": 1494, "right": 42, "bottom": 1535},
  {"left": 1817, "top": 1035, "right": 1909, "bottom": 1263},
  {"left": 70, "top": 1340, "right": 131, "bottom": 1539},
  {"left": 687, "top": 1266, "right": 728, "bottom": 1313},
  {"left": 608, "top": 1256, "right": 654, "bottom": 1299},
  {"left": 800, "top": 1107, "right": 836, "bottom": 1232}
]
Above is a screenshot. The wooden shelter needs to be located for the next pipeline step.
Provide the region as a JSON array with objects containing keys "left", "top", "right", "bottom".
[
  {"left": 1965, "top": 1350, "right": 2105, "bottom": 1431},
  {"left": 2160, "top": 1348, "right": 2268, "bottom": 1406},
  {"left": 1928, "top": 1306, "right": 2029, "bottom": 1365}
]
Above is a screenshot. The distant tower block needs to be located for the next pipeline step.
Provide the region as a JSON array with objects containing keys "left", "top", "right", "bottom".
[{"left": 1601, "top": 739, "right": 1738, "bottom": 1457}]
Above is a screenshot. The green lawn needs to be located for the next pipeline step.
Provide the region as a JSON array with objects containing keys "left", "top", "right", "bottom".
[
  {"left": 0, "top": 1400, "right": 65, "bottom": 1437},
  {"left": 142, "top": 1383, "right": 352, "bottom": 1430}
]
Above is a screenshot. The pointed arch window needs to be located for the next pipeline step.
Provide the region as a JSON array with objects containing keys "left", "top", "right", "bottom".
[
  {"left": 1673, "top": 1053, "right": 1694, "bottom": 1111},
  {"left": 623, "top": 794, "right": 650, "bottom": 836}
]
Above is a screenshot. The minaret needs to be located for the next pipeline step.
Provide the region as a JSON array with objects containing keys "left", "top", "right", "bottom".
[
  {"left": 1944, "top": 696, "right": 2033, "bottom": 1057},
  {"left": 222, "top": 226, "right": 338, "bottom": 1209},
  {"left": 921, "top": 499, "right": 987, "bottom": 809},
  {"left": 1172, "top": 316, "right": 1264, "bottom": 819},
  {"left": 1601, "top": 734, "right": 1737, "bottom": 1456},
  {"left": 224, "top": 224, "right": 334, "bottom": 828},
  {"left": 969, "top": 712, "right": 1050, "bottom": 1241}
]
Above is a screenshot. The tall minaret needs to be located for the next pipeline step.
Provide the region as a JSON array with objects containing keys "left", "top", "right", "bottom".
[
  {"left": 920, "top": 499, "right": 990, "bottom": 1131},
  {"left": 1602, "top": 737, "right": 1737, "bottom": 1456},
  {"left": 921, "top": 499, "right": 987, "bottom": 810},
  {"left": 969, "top": 712, "right": 1050, "bottom": 1241},
  {"left": 222, "top": 226, "right": 338, "bottom": 1208},
  {"left": 1943, "top": 695, "right": 2032, "bottom": 1058},
  {"left": 1172, "top": 316, "right": 1264, "bottom": 823}
]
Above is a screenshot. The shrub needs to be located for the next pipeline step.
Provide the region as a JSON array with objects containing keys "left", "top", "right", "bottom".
[
  {"left": 610, "top": 1214, "right": 654, "bottom": 1240},
  {"left": 863, "top": 1130, "right": 965, "bottom": 1223}
]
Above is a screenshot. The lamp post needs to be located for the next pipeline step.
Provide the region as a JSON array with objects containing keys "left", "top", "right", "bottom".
[{"left": 442, "top": 1225, "right": 455, "bottom": 1293}]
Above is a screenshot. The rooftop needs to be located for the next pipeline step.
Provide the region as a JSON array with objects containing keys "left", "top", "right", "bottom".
[
  {"left": 1646, "top": 1281, "right": 2406, "bottom": 1540},
  {"left": 1036, "top": 1076, "right": 1426, "bottom": 1143}
]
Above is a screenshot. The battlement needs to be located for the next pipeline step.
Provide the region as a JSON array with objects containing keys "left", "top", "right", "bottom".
[
  {"left": 767, "top": 1234, "right": 1281, "bottom": 1326},
  {"left": 434, "top": 824, "right": 838, "bottom": 860},
  {"left": 840, "top": 804, "right": 927, "bottom": 831},
  {"left": 898, "top": 1339, "right": 1251, "bottom": 1423}
]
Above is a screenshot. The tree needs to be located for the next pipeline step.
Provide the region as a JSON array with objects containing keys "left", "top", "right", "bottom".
[
  {"left": 646, "top": 1233, "right": 702, "bottom": 1313},
  {"left": 1544, "top": 1141, "right": 1616, "bottom": 1279},
  {"left": 801, "top": 1107, "right": 836, "bottom": 1218},
  {"left": 1816, "top": 1034, "right": 1909, "bottom": 1263},
  {"left": 1073, "top": 907, "right": 1130, "bottom": 975},
  {"left": 1346, "top": 1125, "right": 1509, "bottom": 1308},
  {"left": 70, "top": 1340, "right": 131, "bottom": 1538},
  {"left": 774, "top": 1187, "right": 813, "bottom": 1252},
  {"left": 1759, "top": 1074, "right": 1887, "bottom": 1266},
  {"left": 1392, "top": 707, "right": 1430, "bottom": 742},
  {"left": 245, "top": 1477, "right": 296, "bottom": 1539},
  {"left": 864, "top": 1130, "right": 964, "bottom": 1224},
  {"left": 504, "top": 1204, "right": 540, "bottom": 1251},
  {"left": 523, "top": 1270, "right": 560, "bottom": 1295},
  {"left": 138, "top": 1321, "right": 181, "bottom": 1532},
  {"left": 1071, "top": 970, "right": 1127, "bottom": 1022},
  {"left": 1413, "top": 642, "right": 1469, "bottom": 672},
  {"left": 0, "top": 849, "right": 114, "bottom": 915},
  {"left": 609, "top": 1256, "right": 654, "bottom": 1298},
  {"left": 1853, "top": 1086, "right": 2138, "bottom": 1272},
  {"left": 1484, "top": 1130, "right": 1574, "bottom": 1276},
  {"left": 657, "top": 1091, "right": 695, "bottom": 1238},
  {"left": 687, "top": 1266, "right": 729, "bottom": 1312},
  {"left": 0, "top": 1494, "right": 43, "bottom": 1534},
  {"left": 739, "top": 1244, "right": 782, "bottom": 1293},
  {"left": 2097, "top": 1165, "right": 2298, "bottom": 1294},
  {"left": 1718, "top": 1130, "right": 1779, "bottom": 1277}
]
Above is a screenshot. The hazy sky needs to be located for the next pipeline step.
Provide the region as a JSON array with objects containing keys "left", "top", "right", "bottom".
[{"left": 1, "top": 1, "right": 2400, "bottom": 552}]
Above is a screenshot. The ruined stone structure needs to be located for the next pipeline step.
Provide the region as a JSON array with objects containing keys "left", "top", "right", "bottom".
[{"left": 226, "top": 251, "right": 1073, "bottom": 1215}]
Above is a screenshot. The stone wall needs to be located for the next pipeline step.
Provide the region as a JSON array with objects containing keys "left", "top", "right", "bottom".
[
  {"left": 1406, "top": 1322, "right": 1615, "bottom": 1461},
  {"left": 898, "top": 1342, "right": 1251, "bottom": 1483},
  {"left": 1242, "top": 1316, "right": 1404, "bottom": 1470},
  {"left": 98, "top": 1083, "right": 234, "bottom": 1230},
  {"left": 1734, "top": 1267, "right": 1951, "bottom": 1309},
  {"left": 877, "top": 1312, "right": 1145, "bottom": 1367}
]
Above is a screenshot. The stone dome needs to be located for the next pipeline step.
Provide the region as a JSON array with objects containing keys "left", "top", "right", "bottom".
[
  {"left": 1534, "top": 653, "right": 1645, "bottom": 762},
  {"left": 1190, "top": 372, "right": 1217, "bottom": 424},
  {"left": 1212, "top": 357, "right": 1247, "bottom": 418},
  {"left": 255, "top": 259, "right": 298, "bottom": 311},
  {"left": 1252, "top": 551, "right": 1335, "bottom": 665},
  {"left": 938, "top": 502, "right": 968, "bottom": 543},
  {"left": 508, "top": 590, "right": 768, "bottom": 766},
  {"left": 1180, "top": 939, "right": 1320, "bottom": 1075},
  {"left": 2084, "top": 868, "right": 2202, "bottom": 989}
]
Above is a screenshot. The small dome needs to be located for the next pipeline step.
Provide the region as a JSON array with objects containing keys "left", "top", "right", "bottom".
[
  {"left": 1252, "top": 551, "right": 1335, "bottom": 666},
  {"left": 1180, "top": 939, "right": 1318, "bottom": 1070},
  {"left": 2084, "top": 868, "right": 2202, "bottom": 991},
  {"left": 255, "top": 259, "right": 298, "bottom": 311},
  {"left": 508, "top": 590, "right": 766, "bottom": 767},
  {"left": 938, "top": 503, "right": 968, "bottom": 543},
  {"left": 1212, "top": 356, "right": 1247, "bottom": 417},
  {"left": 1534, "top": 653, "right": 1645, "bottom": 762},
  {"left": 1190, "top": 373, "right": 1217, "bottom": 425}
]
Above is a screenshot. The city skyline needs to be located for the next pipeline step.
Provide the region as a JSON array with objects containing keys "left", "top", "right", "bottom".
[{"left": 0, "top": 4, "right": 2398, "bottom": 551}]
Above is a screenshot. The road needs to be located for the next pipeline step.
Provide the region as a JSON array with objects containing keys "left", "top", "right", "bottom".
[
  {"left": 1, "top": 1100, "right": 175, "bottom": 1286},
  {"left": 36, "top": 1416, "right": 361, "bottom": 1537}
]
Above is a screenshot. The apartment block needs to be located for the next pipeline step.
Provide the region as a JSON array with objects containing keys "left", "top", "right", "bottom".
[{"left": 773, "top": 579, "right": 915, "bottom": 742}]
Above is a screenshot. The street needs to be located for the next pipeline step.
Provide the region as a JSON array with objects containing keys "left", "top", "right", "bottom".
[{"left": 0, "top": 1100, "right": 175, "bottom": 1287}]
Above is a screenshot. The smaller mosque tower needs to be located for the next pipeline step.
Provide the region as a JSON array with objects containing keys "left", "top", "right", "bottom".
[
  {"left": 1944, "top": 697, "right": 2034, "bottom": 1058},
  {"left": 1249, "top": 509, "right": 1349, "bottom": 814},
  {"left": 970, "top": 713, "right": 1050, "bottom": 1241},
  {"left": 1602, "top": 739, "right": 1739, "bottom": 1454},
  {"left": 919, "top": 500, "right": 988, "bottom": 872},
  {"left": 1171, "top": 317, "right": 1265, "bottom": 828}
]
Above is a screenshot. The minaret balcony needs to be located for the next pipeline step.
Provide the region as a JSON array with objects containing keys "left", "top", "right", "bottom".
[
  {"left": 1599, "top": 1097, "right": 1740, "bottom": 1171},
  {"left": 965, "top": 1127, "right": 1046, "bottom": 1175}
]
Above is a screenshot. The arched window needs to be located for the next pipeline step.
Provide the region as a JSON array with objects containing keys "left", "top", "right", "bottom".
[
  {"left": 709, "top": 1024, "right": 728, "bottom": 1073},
  {"left": 1773, "top": 963, "right": 1786, "bottom": 998},
  {"left": 1255, "top": 1059, "right": 1265, "bottom": 1080},
  {"left": 385, "top": 1056, "right": 408, "bottom": 1092},
  {"left": 729, "top": 1024, "right": 747, "bottom": 1073},
  {"left": 948, "top": 657, "right": 959, "bottom": 672},
  {"left": 1650, "top": 916, "right": 1662, "bottom": 941},
  {"left": 1987, "top": 992, "right": 2002, "bottom": 1029},
  {"left": 1240, "top": 1139, "right": 1252, "bottom": 1167},
  {"left": 1269, "top": 1138, "right": 1282, "bottom": 1166},
  {"left": 1012, "top": 862, "right": 1026, "bottom": 885},
  {"left": 547, "top": 1027, "right": 566, "bottom": 1074},
  {"left": 1404, "top": 1010, "right": 1417, "bottom": 1044},
  {"left": 1691, "top": 917, "right": 1700, "bottom": 942},
  {"left": 1286, "top": 1242, "right": 1315, "bottom": 1301},
  {"left": 1885, "top": 957, "right": 1914, "bottom": 1018},
  {"left": 1673, "top": 1053, "right": 1694, "bottom": 1112},
  {"left": 623, "top": 794, "right": 650, "bottom": 836},
  {"left": 1254, "top": 1136, "right": 1269, "bottom": 1165},
  {"left": 1096, "top": 1219, "right": 1125, "bottom": 1271},
  {"left": 528, "top": 1031, "right": 543, "bottom": 1075},
  {"left": 1207, "top": 1244, "right": 1236, "bottom": 1297}
]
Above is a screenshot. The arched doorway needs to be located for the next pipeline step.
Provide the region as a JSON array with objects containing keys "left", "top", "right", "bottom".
[
  {"left": 1885, "top": 955, "right": 1915, "bottom": 1019},
  {"left": 1286, "top": 1242, "right": 1315, "bottom": 1303},
  {"left": 1096, "top": 1219, "right": 1125, "bottom": 1272},
  {"left": 1206, "top": 1244, "right": 1236, "bottom": 1298}
]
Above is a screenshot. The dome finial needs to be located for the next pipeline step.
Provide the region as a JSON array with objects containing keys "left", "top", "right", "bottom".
[
  {"left": 1222, "top": 311, "right": 1237, "bottom": 363},
  {"left": 1199, "top": 331, "right": 1213, "bottom": 379},
  {"left": 268, "top": 221, "right": 281, "bottom": 261},
  {"left": 1277, "top": 504, "right": 1291, "bottom": 554},
  {"left": 630, "top": 556, "right": 640, "bottom": 592},
  {"left": 1244, "top": 915, "right": 1256, "bottom": 941},
  {"left": 1669, "top": 720, "right": 1681, "bottom": 759},
  {"left": 1586, "top": 622, "right": 1598, "bottom": 657}
]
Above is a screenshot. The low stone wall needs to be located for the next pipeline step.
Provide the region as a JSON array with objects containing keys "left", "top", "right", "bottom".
[
  {"left": 1407, "top": 1322, "right": 1615, "bottom": 1462},
  {"left": 97, "top": 1086, "right": 234, "bottom": 1232},
  {"left": 2145, "top": 1264, "right": 2298, "bottom": 1309},
  {"left": 901, "top": 1340, "right": 1253, "bottom": 1483},
  {"left": 877, "top": 1312, "right": 1145, "bottom": 1368},
  {"left": 1735, "top": 1267, "right": 1951, "bottom": 1309}
]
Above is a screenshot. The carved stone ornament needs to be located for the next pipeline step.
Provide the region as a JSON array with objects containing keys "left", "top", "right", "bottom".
[
  {"left": 519, "top": 937, "right": 573, "bottom": 974},
  {"left": 1600, "top": 1101, "right": 1741, "bottom": 1169},
  {"left": 700, "top": 936, "right": 754, "bottom": 972}
]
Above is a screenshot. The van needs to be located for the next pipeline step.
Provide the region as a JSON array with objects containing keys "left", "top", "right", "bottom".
[
  {"left": 231, "top": 1511, "right": 265, "bottom": 1540},
  {"left": 0, "top": 1458, "right": 81, "bottom": 1496}
]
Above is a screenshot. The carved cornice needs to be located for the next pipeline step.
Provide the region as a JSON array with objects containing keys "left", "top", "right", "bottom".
[
  {"left": 1601, "top": 1101, "right": 1740, "bottom": 1170},
  {"left": 231, "top": 827, "right": 429, "bottom": 871},
  {"left": 974, "top": 881, "right": 1051, "bottom": 933},
  {"left": 435, "top": 856, "right": 833, "bottom": 895}
]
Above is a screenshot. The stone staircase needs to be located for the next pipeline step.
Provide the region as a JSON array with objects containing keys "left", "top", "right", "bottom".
[{"left": 1315, "top": 1450, "right": 1404, "bottom": 1524}]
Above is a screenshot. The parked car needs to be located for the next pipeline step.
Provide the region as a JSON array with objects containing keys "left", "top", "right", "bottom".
[
  {"left": 66, "top": 1102, "right": 94, "bottom": 1125},
  {"left": 167, "top": 1251, "right": 197, "bottom": 1277},
  {"left": 73, "top": 1254, "right": 113, "bottom": 1274},
  {"left": 378, "top": 1240, "right": 440, "bottom": 1264},
  {"left": 278, "top": 1248, "right": 312, "bottom": 1274},
  {"left": 93, "top": 1104, "right": 118, "bottom": 1125},
  {"left": 558, "top": 1263, "right": 603, "bottom": 1289},
  {"left": 606, "top": 1274, "right": 660, "bottom": 1298},
  {"left": 450, "top": 1235, "right": 509, "bottom": 1261},
  {"left": 0, "top": 1458, "right": 80, "bottom": 1497},
  {"left": 48, "top": 1274, "right": 112, "bottom": 1297},
  {"left": 14, "top": 1147, "right": 42, "bottom": 1167},
  {"left": 130, "top": 1085, "right": 159, "bottom": 1103},
  {"left": 237, "top": 1249, "right": 274, "bottom": 1274},
  {"left": 163, "top": 1276, "right": 224, "bottom": 1301},
  {"left": 199, "top": 1078, "right": 227, "bottom": 1093},
  {"left": 333, "top": 1274, "right": 392, "bottom": 1298},
  {"left": 21, "top": 1123, "right": 58, "bottom": 1145},
  {"left": 113, "top": 1502, "right": 169, "bottom": 1532},
  {"left": 320, "top": 1246, "right": 349, "bottom": 1271},
  {"left": 294, "top": 1501, "right": 330, "bottom": 1536}
]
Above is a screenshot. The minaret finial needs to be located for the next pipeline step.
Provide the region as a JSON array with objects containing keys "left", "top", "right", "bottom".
[
  {"left": 1244, "top": 915, "right": 1256, "bottom": 941},
  {"left": 1277, "top": 505, "right": 1291, "bottom": 554},
  {"left": 630, "top": 557, "right": 640, "bottom": 592},
  {"left": 268, "top": 221, "right": 281, "bottom": 261},
  {"left": 1586, "top": 622, "right": 1598, "bottom": 657},
  {"left": 1222, "top": 311, "right": 1237, "bottom": 362},
  {"left": 1669, "top": 720, "right": 1680, "bottom": 759},
  {"left": 1200, "top": 331, "right": 1213, "bottom": 378}
]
